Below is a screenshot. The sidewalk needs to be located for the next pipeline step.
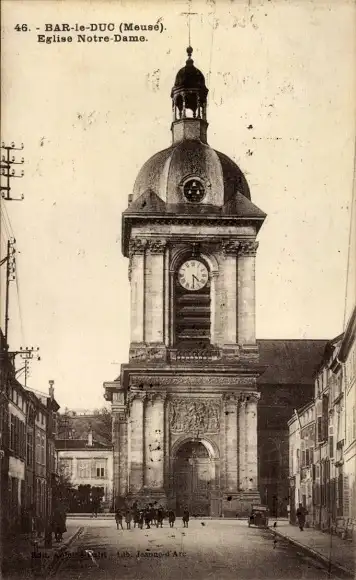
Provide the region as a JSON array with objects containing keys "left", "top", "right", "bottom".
[
  {"left": 1, "top": 524, "right": 83, "bottom": 578},
  {"left": 269, "top": 520, "right": 355, "bottom": 578}
]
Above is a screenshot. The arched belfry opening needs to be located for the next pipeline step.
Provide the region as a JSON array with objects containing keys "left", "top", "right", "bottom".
[
  {"left": 173, "top": 440, "right": 214, "bottom": 516},
  {"left": 174, "top": 255, "right": 211, "bottom": 349}
]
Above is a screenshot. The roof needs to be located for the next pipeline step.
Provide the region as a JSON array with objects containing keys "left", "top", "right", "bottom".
[
  {"left": 55, "top": 439, "right": 112, "bottom": 451},
  {"left": 257, "top": 339, "right": 329, "bottom": 385},
  {"left": 131, "top": 140, "right": 253, "bottom": 204},
  {"left": 339, "top": 305, "right": 356, "bottom": 362}
]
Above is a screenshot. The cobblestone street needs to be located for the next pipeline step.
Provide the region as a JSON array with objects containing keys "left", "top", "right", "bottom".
[{"left": 45, "top": 519, "right": 341, "bottom": 580}]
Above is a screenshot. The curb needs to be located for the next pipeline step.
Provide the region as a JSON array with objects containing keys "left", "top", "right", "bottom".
[
  {"left": 44, "top": 527, "right": 84, "bottom": 576},
  {"left": 269, "top": 528, "right": 354, "bottom": 578}
]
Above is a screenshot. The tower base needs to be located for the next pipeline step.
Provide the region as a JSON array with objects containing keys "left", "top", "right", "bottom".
[{"left": 222, "top": 491, "right": 261, "bottom": 517}]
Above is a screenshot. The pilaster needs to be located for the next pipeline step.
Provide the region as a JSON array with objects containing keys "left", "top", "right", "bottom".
[
  {"left": 112, "top": 407, "right": 128, "bottom": 502},
  {"left": 245, "top": 392, "right": 260, "bottom": 491},
  {"left": 237, "top": 241, "right": 258, "bottom": 345},
  {"left": 221, "top": 241, "right": 239, "bottom": 344},
  {"left": 129, "top": 238, "right": 147, "bottom": 343},
  {"left": 128, "top": 391, "right": 145, "bottom": 493},
  {"left": 144, "top": 392, "right": 166, "bottom": 490},
  {"left": 224, "top": 393, "right": 239, "bottom": 491},
  {"left": 145, "top": 239, "right": 166, "bottom": 344}
]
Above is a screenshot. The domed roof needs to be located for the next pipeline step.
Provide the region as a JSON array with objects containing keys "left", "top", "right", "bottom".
[
  {"left": 132, "top": 139, "right": 251, "bottom": 206},
  {"left": 171, "top": 46, "right": 208, "bottom": 100}
]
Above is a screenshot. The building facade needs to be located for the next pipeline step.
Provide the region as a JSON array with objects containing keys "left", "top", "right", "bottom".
[
  {"left": 0, "top": 331, "right": 59, "bottom": 543},
  {"left": 105, "top": 48, "right": 267, "bottom": 517},
  {"left": 335, "top": 306, "right": 356, "bottom": 535},
  {"left": 288, "top": 400, "right": 315, "bottom": 526},
  {"left": 56, "top": 432, "right": 113, "bottom": 511},
  {"left": 288, "top": 311, "right": 356, "bottom": 540}
]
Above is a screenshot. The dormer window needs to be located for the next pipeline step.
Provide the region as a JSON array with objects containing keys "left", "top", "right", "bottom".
[{"left": 183, "top": 178, "right": 205, "bottom": 202}]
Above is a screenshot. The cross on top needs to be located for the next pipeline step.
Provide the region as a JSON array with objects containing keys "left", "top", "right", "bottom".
[{"left": 181, "top": 0, "right": 198, "bottom": 46}]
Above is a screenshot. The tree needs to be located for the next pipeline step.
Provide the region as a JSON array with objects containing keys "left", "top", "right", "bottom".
[
  {"left": 52, "top": 468, "right": 75, "bottom": 512},
  {"left": 92, "top": 407, "right": 112, "bottom": 443}
]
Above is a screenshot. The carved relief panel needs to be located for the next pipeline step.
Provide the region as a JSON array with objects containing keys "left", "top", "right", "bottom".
[{"left": 169, "top": 398, "right": 221, "bottom": 434}]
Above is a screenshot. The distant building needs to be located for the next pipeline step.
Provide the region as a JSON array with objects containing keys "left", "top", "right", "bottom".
[
  {"left": 333, "top": 306, "right": 356, "bottom": 535},
  {"left": 56, "top": 431, "right": 113, "bottom": 512},
  {"left": 0, "top": 330, "right": 60, "bottom": 540},
  {"left": 258, "top": 339, "right": 327, "bottom": 517},
  {"left": 288, "top": 400, "right": 315, "bottom": 526},
  {"left": 288, "top": 310, "right": 356, "bottom": 540}
]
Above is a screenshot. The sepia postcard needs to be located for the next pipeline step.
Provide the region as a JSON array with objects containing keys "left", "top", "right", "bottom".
[{"left": 0, "top": 0, "right": 355, "bottom": 579}]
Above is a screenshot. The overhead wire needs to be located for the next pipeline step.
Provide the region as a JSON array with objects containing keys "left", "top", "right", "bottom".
[{"left": 342, "top": 135, "right": 356, "bottom": 331}]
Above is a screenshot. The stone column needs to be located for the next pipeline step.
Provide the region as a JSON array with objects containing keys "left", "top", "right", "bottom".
[
  {"left": 210, "top": 271, "right": 218, "bottom": 345},
  {"left": 238, "top": 396, "right": 247, "bottom": 490},
  {"left": 144, "top": 393, "right": 165, "bottom": 489},
  {"left": 221, "top": 241, "right": 239, "bottom": 344},
  {"left": 245, "top": 392, "right": 260, "bottom": 491},
  {"left": 224, "top": 394, "right": 238, "bottom": 491},
  {"left": 129, "top": 392, "right": 145, "bottom": 493},
  {"left": 112, "top": 408, "right": 128, "bottom": 501},
  {"left": 237, "top": 241, "right": 258, "bottom": 345},
  {"left": 129, "top": 238, "right": 147, "bottom": 343},
  {"left": 146, "top": 239, "right": 166, "bottom": 344}
]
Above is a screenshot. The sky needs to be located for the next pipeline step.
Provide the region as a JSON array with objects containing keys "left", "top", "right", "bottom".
[{"left": 1, "top": 0, "right": 355, "bottom": 412}]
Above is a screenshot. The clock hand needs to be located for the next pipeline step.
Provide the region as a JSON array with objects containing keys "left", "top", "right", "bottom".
[{"left": 192, "top": 274, "right": 199, "bottom": 289}]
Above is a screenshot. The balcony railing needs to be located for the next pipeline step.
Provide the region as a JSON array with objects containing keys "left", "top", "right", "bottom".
[{"left": 169, "top": 348, "right": 221, "bottom": 363}]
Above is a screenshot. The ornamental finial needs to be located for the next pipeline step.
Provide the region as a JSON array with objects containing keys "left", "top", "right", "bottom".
[{"left": 186, "top": 46, "right": 193, "bottom": 64}]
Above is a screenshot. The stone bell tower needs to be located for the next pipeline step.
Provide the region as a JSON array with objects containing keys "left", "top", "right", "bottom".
[{"left": 104, "top": 47, "right": 267, "bottom": 516}]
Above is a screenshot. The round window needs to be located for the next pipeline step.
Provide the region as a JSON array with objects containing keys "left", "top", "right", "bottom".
[{"left": 183, "top": 179, "right": 205, "bottom": 203}]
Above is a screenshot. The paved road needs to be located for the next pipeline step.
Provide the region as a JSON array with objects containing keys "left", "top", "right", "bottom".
[{"left": 52, "top": 518, "right": 339, "bottom": 579}]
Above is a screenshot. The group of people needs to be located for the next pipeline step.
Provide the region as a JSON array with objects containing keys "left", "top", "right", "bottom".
[{"left": 115, "top": 505, "right": 190, "bottom": 530}]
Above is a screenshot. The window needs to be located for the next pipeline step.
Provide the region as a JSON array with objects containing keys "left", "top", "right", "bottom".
[
  {"left": 305, "top": 448, "right": 310, "bottom": 466},
  {"left": 183, "top": 178, "right": 205, "bottom": 203},
  {"left": 35, "top": 431, "right": 41, "bottom": 464},
  {"left": 27, "top": 430, "right": 33, "bottom": 467},
  {"left": 78, "top": 460, "right": 91, "bottom": 479},
  {"left": 41, "top": 434, "right": 45, "bottom": 465},
  {"left": 317, "top": 416, "right": 323, "bottom": 443},
  {"left": 10, "top": 414, "right": 15, "bottom": 451},
  {"left": 329, "top": 435, "right": 334, "bottom": 459},
  {"left": 95, "top": 460, "right": 106, "bottom": 478}
]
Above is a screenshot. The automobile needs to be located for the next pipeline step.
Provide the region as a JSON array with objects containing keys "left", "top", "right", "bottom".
[{"left": 248, "top": 505, "right": 269, "bottom": 528}]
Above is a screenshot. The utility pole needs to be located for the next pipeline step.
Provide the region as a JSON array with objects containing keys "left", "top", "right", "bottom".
[
  {"left": 1, "top": 142, "right": 25, "bottom": 201},
  {"left": 9, "top": 347, "right": 41, "bottom": 386},
  {"left": 1, "top": 141, "right": 25, "bottom": 346},
  {"left": 4, "top": 238, "right": 16, "bottom": 343}
]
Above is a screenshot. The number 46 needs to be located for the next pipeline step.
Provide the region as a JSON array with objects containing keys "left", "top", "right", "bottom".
[{"left": 14, "top": 24, "right": 28, "bottom": 32}]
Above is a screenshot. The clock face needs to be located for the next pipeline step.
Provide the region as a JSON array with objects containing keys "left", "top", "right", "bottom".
[
  {"left": 178, "top": 260, "right": 209, "bottom": 291},
  {"left": 183, "top": 179, "right": 205, "bottom": 203}
]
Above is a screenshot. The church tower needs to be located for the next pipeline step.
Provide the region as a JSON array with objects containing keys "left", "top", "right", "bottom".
[{"left": 105, "top": 48, "right": 266, "bottom": 516}]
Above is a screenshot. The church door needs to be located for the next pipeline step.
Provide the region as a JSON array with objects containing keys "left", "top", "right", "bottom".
[{"left": 174, "top": 441, "right": 213, "bottom": 516}]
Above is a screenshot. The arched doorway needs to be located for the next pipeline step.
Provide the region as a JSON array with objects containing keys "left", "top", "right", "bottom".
[{"left": 173, "top": 440, "right": 214, "bottom": 516}]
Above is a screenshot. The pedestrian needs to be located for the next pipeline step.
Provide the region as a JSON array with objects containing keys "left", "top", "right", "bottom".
[
  {"left": 144, "top": 507, "right": 151, "bottom": 529},
  {"left": 182, "top": 508, "right": 189, "bottom": 528},
  {"left": 133, "top": 508, "right": 140, "bottom": 529},
  {"left": 125, "top": 509, "right": 132, "bottom": 530},
  {"left": 115, "top": 508, "right": 123, "bottom": 530},
  {"left": 52, "top": 506, "right": 66, "bottom": 542},
  {"left": 156, "top": 507, "right": 164, "bottom": 528},
  {"left": 91, "top": 500, "right": 99, "bottom": 518},
  {"left": 138, "top": 509, "right": 144, "bottom": 530},
  {"left": 296, "top": 503, "right": 307, "bottom": 531},
  {"left": 168, "top": 510, "right": 176, "bottom": 528}
]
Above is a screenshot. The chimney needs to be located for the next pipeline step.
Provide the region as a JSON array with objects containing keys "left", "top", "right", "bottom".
[
  {"left": 88, "top": 429, "right": 93, "bottom": 447},
  {"left": 48, "top": 380, "right": 55, "bottom": 400}
]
